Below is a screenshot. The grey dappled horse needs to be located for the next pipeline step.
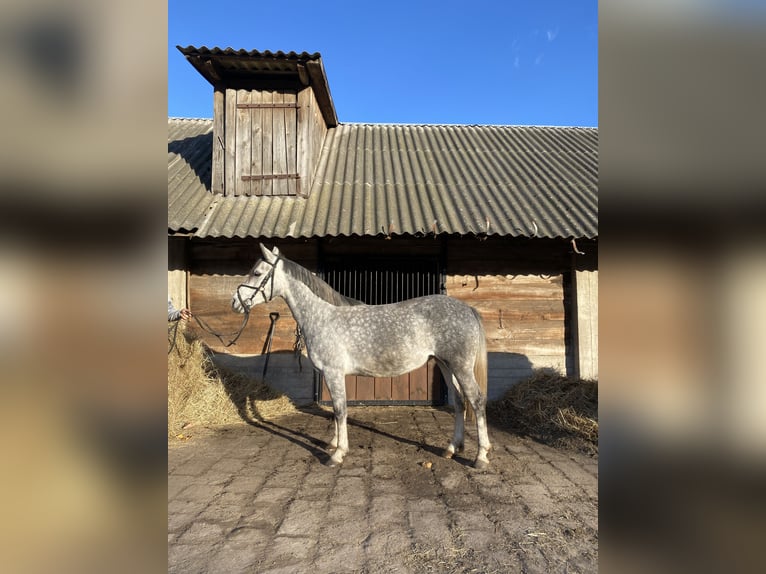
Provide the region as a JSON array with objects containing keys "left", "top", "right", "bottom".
[{"left": 232, "top": 244, "right": 492, "bottom": 469}]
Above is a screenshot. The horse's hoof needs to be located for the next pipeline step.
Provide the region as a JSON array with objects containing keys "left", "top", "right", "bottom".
[
  {"left": 326, "top": 453, "right": 345, "bottom": 467},
  {"left": 324, "top": 457, "right": 338, "bottom": 467},
  {"left": 473, "top": 459, "right": 489, "bottom": 470},
  {"left": 441, "top": 449, "right": 454, "bottom": 459}
]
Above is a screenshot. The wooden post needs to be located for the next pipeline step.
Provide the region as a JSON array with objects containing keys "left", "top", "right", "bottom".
[{"left": 573, "top": 269, "right": 598, "bottom": 379}]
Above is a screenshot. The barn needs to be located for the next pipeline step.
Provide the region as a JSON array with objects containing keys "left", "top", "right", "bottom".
[{"left": 168, "top": 47, "right": 598, "bottom": 407}]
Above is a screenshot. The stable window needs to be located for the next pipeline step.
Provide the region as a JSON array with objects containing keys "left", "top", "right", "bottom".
[{"left": 321, "top": 256, "right": 443, "bottom": 304}]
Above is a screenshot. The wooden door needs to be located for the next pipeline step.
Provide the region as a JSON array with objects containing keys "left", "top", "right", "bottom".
[{"left": 319, "top": 359, "right": 446, "bottom": 406}]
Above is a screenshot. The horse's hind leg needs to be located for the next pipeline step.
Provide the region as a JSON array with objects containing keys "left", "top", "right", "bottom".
[
  {"left": 454, "top": 368, "right": 492, "bottom": 469},
  {"left": 442, "top": 372, "right": 466, "bottom": 459},
  {"left": 324, "top": 370, "right": 349, "bottom": 466}
]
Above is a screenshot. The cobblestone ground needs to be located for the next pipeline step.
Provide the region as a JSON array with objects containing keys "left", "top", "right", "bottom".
[{"left": 168, "top": 406, "right": 598, "bottom": 574}]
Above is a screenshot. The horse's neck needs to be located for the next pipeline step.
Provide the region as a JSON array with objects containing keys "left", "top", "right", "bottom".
[{"left": 278, "top": 271, "right": 334, "bottom": 335}]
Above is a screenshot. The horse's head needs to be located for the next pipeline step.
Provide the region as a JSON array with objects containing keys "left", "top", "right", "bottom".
[{"left": 231, "top": 244, "right": 281, "bottom": 314}]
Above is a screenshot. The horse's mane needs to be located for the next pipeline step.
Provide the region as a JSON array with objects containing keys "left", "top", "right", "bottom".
[{"left": 280, "top": 256, "right": 365, "bottom": 307}]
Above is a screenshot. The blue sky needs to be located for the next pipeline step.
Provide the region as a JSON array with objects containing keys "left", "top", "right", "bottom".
[{"left": 168, "top": 0, "right": 597, "bottom": 127}]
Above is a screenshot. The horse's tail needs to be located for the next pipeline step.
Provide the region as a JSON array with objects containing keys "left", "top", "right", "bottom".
[{"left": 466, "top": 307, "right": 488, "bottom": 422}]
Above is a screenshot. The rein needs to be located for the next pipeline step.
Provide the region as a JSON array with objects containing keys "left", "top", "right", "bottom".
[
  {"left": 168, "top": 256, "right": 304, "bottom": 361},
  {"left": 187, "top": 256, "right": 278, "bottom": 349},
  {"left": 190, "top": 307, "right": 251, "bottom": 348}
]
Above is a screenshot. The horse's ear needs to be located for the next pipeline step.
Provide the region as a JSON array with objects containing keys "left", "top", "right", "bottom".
[
  {"left": 259, "top": 243, "right": 275, "bottom": 263},
  {"left": 272, "top": 246, "right": 280, "bottom": 257}
]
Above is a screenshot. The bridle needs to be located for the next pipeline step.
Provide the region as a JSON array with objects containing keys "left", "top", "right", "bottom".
[
  {"left": 235, "top": 256, "right": 278, "bottom": 312},
  {"left": 168, "top": 256, "right": 279, "bottom": 353}
]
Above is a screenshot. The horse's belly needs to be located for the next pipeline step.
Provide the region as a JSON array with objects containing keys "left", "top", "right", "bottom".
[{"left": 349, "top": 350, "right": 430, "bottom": 378}]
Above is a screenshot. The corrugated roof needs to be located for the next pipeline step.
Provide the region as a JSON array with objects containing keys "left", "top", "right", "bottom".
[
  {"left": 168, "top": 119, "right": 597, "bottom": 239},
  {"left": 168, "top": 118, "right": 215, "bottom": 232}
]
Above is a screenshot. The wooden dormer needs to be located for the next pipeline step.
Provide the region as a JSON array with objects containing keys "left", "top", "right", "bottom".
[{"left": 178, "top": 46, "right": 338, "bottom": 197}]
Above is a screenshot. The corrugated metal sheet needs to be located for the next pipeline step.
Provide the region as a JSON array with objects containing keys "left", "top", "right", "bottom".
[
  {"left": 177, "top": 46, "right": 322, "bottom": 62},
  {"left": 168, "top": 119, "right": 597, "bottom": 239}
]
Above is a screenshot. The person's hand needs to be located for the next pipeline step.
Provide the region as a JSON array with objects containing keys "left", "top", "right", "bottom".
[{"left": 180, "top": 308, "right": 192, "bottom": 320}]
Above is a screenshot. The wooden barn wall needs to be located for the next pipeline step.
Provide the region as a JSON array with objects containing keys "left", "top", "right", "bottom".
[
  {"left": 444, "top": 237, "right": 576, "bottom": 400},
  {"left": 186, "top": 238, "right": 319, "bottom": 404},
  {"left": 181, "top": 236, "right": 597, "bottom": 405}
]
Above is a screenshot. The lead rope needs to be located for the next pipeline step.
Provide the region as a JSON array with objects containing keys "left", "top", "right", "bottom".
[
  {"left": 168, "top": 320, "right": 180, "bottom": 355},
  {"left": 293, "top": 326, "right": 304, "bottom": 372},
  {"left": 191, "top": 309, "right": 251, "bottom": 348},
  {"left": 261, "top": 312, "right": 280, "bottom": 380}
]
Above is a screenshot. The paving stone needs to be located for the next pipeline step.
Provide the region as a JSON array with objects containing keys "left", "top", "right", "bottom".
[
  {"left": 168, "top": 542, "right": 213, "bottom": 574},
  {"left": 169, "top": 407, "right": 598, "bottom": 574}
]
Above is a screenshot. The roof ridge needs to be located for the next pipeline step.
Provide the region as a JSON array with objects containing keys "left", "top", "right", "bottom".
[
  {"left": 335, "top": 122, "right": 597, "bottom": 130},
  {"left": 168, "top": 117, "right": 213, "bottom": 122}
]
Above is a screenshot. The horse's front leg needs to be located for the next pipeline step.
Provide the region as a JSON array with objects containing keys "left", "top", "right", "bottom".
[{"left": 324, "top": 370, "right": 349, "bottom": 466}]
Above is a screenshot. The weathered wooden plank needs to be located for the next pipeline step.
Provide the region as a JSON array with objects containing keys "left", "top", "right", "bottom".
[
  {"left": 410, "top": 364, "right": 428, "bottom": 401},
  {"left": 356, "top": 376, "right": 375, "bottom": 401},
  {"left": 235, "top": 90, "right": 251, "bottom": 197},
  {"left": 224, "top": 88, "right": 238, "bottom": 197},
  {"left": 447, "top": 277, "right": 564, "bottom": 301},
  {"left": 489, "top": 340, "right": 566, "bottom": 357},
  {"left": 427, "top": 360, "right": 442, "bottom": 401},
  {"left": 261, "top": 90, "right": 273, "bottom": 196},
  {"left": 311, "top": 89, "right": 326, "bottom": 178},
  {"left": 446, "top": 275, "right": 563, "bottom": 287},
  {"left": 212, "top": 88, "right": 225, "bottom": 194},
  {"left": 297, "top": 87, "right": 312, "bottom": 196},
  {"left": 476, "top": 303, "right": 565, "bottom": 323},
  {"left": 374, "top": 377, "right": 392, "bottom": 400},
  {"left": 285, "top": 91, "right": 298, "bottom": 195},
  {"left": 482, "top": 322, "right": 566, "bottom": 343},
  {"left": 321, "top": 380, "right": 330, "bottom": 401},
  {"left": 272, "top": 91, "right": 288, "bottom": 196},
  {"left": 392, "top": 373, "right": 409, "bottom": 400},
  {"left": 344, "top": 375, "right": 356, "bottom": 400},
  {"left": 249, "top": 90, "right": 263, "bottom": 196}
]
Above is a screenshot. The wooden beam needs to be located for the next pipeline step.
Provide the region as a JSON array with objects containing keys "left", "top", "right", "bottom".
[
  {"left": 241, "top": 174, "right": 300, "bottom": 181},
  {"left": 236, "top": 103, "right": 299, "bottom": 109},
  {"left": 211, "top": 88, "right": 225, "bottom": 194},
  {"left": 297, "top": 63, "right": 310, "bottom": 86},
  {"left": 305, "top": 60, "right": 338, "bottom": 127},
  {"left": 201, "top": 59, "right": 222, "bottom": 82}
]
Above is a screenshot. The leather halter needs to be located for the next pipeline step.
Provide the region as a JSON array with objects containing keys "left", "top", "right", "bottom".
[{"left": 236, "top": 256, "right": 278, "bottom": 311}]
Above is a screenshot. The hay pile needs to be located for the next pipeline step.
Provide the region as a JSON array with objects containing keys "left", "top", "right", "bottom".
[
  {"left": 488, "top": 369, "right": 598, "bottom": 453},
  {"left": 168, "top": 326, "right": 297, "bottom": 438}
]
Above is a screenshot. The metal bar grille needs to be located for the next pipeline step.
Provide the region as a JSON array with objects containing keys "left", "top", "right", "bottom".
[{"left": 322, "top": 257, "right": 441, "bottom": 304}]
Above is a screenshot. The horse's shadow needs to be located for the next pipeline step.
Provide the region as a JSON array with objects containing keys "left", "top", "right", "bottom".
[
  {"left": 241, "top": 406, "right": 474, "bottom": 468},
  {"left": 243, "top": 415, "right": 330, "bottom": 463},
  {"left": 216, "top": 362, "right": 474, "bottom": 467},
  {"left": 344, "top": 412, "right": 476, "bottom": 467}
]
